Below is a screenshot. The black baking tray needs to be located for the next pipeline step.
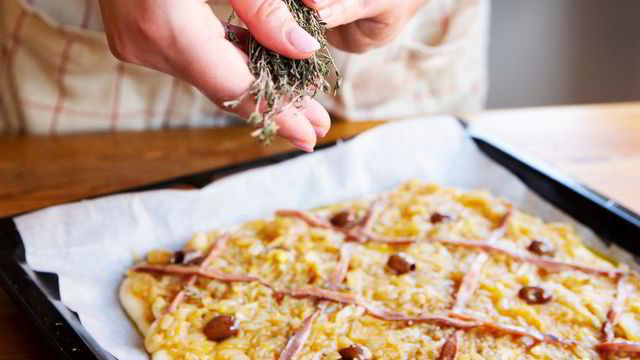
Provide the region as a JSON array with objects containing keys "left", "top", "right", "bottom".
[{"left": 1, "top": 122, "right": 640, "bottom": 360}]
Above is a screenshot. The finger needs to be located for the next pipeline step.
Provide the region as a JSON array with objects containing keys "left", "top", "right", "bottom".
[
  {"left": 308, "top": 0, "right": 385, "bottom": 29},
  {"left": 229, "top": 0, "right": 321, "bottom": 59},
  {"left": 300, "top": 0, "right": 337, "bottom": 11},
  {"left": 178, "top": 39, "right": 317, "bottom": 150},
  {"left": 326, "top": 22, "right": 387, "bottom": 53},
  {"left": 165, "top": 3, "right": 317, "bottom": 151},
  {"left": 300, "top": 98, "right": 331, "bottom": 138},
  {"left": 273, "top": 106, "right": 318, "bottom": 152},
  {"left": 225, "top": 24, "right": 251, "bottom": 53}
]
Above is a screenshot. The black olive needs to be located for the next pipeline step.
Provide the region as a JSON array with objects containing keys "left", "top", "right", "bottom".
[
  {"left": 518, "top": 286, "right": 553, "bottom": 305},
  {"left": 272, "top": 292, "right": 285, "bottom": 304},
  {"left": 203, "top": 315, "right": 239, "bottom": 342},
  {"left": 437, "top": 333, "right": 460, "bottom": 360},
  {"left": 387, "top": 253, "right": 416, "bottom": 275},
  {"left": 172, "top": 250, "right": 204, "bottom": 265},
  {"left": 338, "top": 344, "right": 372, "bottom": 360},
  {"left": 171, "top": 250, "right": 185, "bottom": 264},
  {"left": 430, "top": 212, "right": 452, "bottom": 224},
  {"left": 527, "top": 240, "right": 555, "bottom": 257},
  {"left": 330, "top": 210, "right": 357, "bottom": 228}
]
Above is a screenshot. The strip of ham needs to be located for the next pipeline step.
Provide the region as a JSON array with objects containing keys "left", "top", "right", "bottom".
[
  {"left": 327, "top": 243, "right": 355, "bottom": 290},
  {"left": 167, "top": 235, "right": 228, "bottom": 312},
  {"left": 277, "top": 308, "right": 322, "bottom": 360},
  {"left": 132, "top": 264, "right": 270, "bottom": 288},
  {"left": 360, "top": 198, "right": 386, "bottom": 234},
  {"left": 278, "top": 243, "right": 355, "bottom": 360},
  {"left": 451, "top": 210, "right": 511, "bottom": 312},
  {"left": 602, "top": 275, "right": 632, "bottom": 341},
  {"left": 290, "top": 286, "right": 478, "bottom": 328},
  {"left": 275, "top": 210, "right": 332, "bottom": 229},
  {"left": 452, "top": 252, "right": 489, "bottom": 312},
  {"left": 277, "top": 203, "right": 624, "bottom": 279},
  {"left": 451, "top": 219, "right": 510, "bottom": 311},
  {"left": 450, "top": 312, "right": 577, "bottom": 347},
  {"left": 276, "top": 209, "right": 365, "bottom": 242},
  {"left": 433, "top": 237, "right": 625, "bottom": 278},
  {"left": 437, "top": 330, "right": 463, "bottom": 360},
  {"left": 596, "top": 341, "right": 640, "bottom": 353},
  {"left": 361, "top": 231, "right": 421, "bottom": 244},
  {"left": 134, "top": 259, "right": 585, "bottom": 344}
]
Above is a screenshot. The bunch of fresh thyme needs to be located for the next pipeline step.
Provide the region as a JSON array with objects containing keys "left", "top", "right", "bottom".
[{"left": 224, "top": 1, "right": 341, "bottom": 144}]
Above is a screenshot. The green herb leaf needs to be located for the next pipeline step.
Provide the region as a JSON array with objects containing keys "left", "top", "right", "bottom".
[{"left": 226, "top": 1, "right": 341, "bottom": 144}]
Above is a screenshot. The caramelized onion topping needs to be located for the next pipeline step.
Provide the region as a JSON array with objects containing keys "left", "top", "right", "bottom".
[
  {"left": 518, "top": 286, "right": 553, "bottom": 305},
  {"left": 387, "top": 253, "right": 417, "bottom": 275}
]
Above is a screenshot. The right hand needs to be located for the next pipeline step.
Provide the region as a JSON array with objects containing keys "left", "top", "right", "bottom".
[{"left": 98, "top": 0, "right": 331, "bottom": 152}]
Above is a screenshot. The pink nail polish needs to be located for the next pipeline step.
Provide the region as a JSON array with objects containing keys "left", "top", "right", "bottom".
[
  {"left": 288, "top": 26, "right": 321, "bottom": 53},
  {"left": 292, "top": 140, "right": 315, "bottom": 153}
]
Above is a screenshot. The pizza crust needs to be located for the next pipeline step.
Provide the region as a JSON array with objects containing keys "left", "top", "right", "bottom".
[{"left": 119, "top": 277, "right": 152, "bottom": 337}]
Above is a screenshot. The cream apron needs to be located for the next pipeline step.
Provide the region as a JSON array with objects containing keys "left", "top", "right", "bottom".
[{"left": 0, "top": 0, "right": 489, "bottom": 135}]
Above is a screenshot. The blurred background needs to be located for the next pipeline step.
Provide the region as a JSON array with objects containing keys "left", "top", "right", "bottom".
[{"left": 488, "top": 0, "right": 640, "bottom": 108}]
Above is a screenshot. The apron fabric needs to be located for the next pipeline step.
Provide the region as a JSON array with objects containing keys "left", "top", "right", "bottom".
[{"left": 0, "top": 0, "right": 489, "bottom": 134}]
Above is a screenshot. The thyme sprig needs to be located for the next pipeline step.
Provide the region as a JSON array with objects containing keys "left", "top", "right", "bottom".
[{"left": 223, "top": 1, "right": 341, "bottom": 144}]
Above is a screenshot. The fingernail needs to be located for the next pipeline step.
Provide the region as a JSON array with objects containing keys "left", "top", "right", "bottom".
[
  {"left": 318, "top": 7, "right": 332, "bottom": 20},
  {"left": 313, "top": 126, "right": 328, "bottom": 138},
  {"left": 312, "top": 0, "right": 324, "bottom": 4},
  {"left": 292, "top": 140, "right": 315, "bottom": 153},
  {"left": 288, "top": 26, "right": 321, "bottom": 53}
]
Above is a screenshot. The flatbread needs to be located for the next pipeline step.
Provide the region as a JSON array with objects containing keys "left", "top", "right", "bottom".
[
  {"left": 119, "top": 278, "right": 152, "bottom": 337},
  {"left": 120, "top": 180, "right": 640, "bottom": 360}
]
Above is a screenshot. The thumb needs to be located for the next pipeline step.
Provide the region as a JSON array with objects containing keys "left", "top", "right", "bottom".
[
  {"left": 229, "top": 0, "right": 321, "bottom": 59},
  {"left": 163, "top": 5, "right": 319, "bottom": 150}
]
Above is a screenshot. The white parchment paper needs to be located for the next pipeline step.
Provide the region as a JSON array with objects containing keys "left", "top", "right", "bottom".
[{"left": 13, "top": 116, "right": 619, "bottom": 359}]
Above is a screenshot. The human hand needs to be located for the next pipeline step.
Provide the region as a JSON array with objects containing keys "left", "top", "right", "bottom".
[
  {"left": 98, "top": 0, "right": 331, "bottom": 152},
  {"left": 302, "top": 0, "right": 427, "bottom": 53}
]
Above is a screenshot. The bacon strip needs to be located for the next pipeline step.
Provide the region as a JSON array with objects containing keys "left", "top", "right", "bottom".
[
  {"left": 433, "top": 237, "right": 625, "bottom": 278},
  {"left": 290, "top": 286, "right": 357, "bottom": 304},
  {"left": 360, "top": 231, "right": 420, "bottom": 244},
  {"left": 167, "top": 235, "right": 228, "bottom": 312},
  {"left": 278, "top": 308, "right": 322, "bottom": 360},
  {"left": 596, "top": 341, "right": 640, "bottom": 353},
  {"left": 452, "top": 211, "right": 511, "bottom": 311},
  {"left": 290, "top": 286, "right": 478, "bottom": 328},
  {"left": 327, "top": 243, "right": 355, "bottom": 290},
  {"left": 279, "top": 243, "right": 355, "bottom": 360},
  {"left": 275, "top": 210, "right": 332, "bottom": 229},
  {"left": 366, "top": 233, "right": 624, "bottom": 277},
  {"left": 138, "top": 261, "right": 577, "bottom": 337},
  {"left": 360, "top": 198, "right": 386, "bottom": 234},
  {"left": 438, "top": 330, "right": 463, "bottom": 360},
  {"left": 602, "top": 275, "right": 632, "bottom": 341},
  {"left": 450, "top": 312, "right": 577, "bottom": 347},
  {"left": 133, "top": 263, "right": 270, "bottom": 287},
  {"left": 452, "top": 252, "right": 489, "bottom": 312},
  {"left": 276, "top": 209, "right": 366, "bottom": 242},
  {"left": 277, "top": 203, "right": 624, "bottom": 279}
]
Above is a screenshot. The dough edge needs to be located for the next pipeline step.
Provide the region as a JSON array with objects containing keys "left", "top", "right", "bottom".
[{"left": 119, "top": 277, "right": 152, "bottom": 337}]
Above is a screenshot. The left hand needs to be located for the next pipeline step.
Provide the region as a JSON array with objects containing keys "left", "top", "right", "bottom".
[{"left": 302, "top": 0, "right": 427, "bottom": 53}]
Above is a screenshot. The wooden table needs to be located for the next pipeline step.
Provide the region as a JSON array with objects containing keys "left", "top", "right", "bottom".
[{"left": 1, "top": 102, "right": 639, "bottom": 359}]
